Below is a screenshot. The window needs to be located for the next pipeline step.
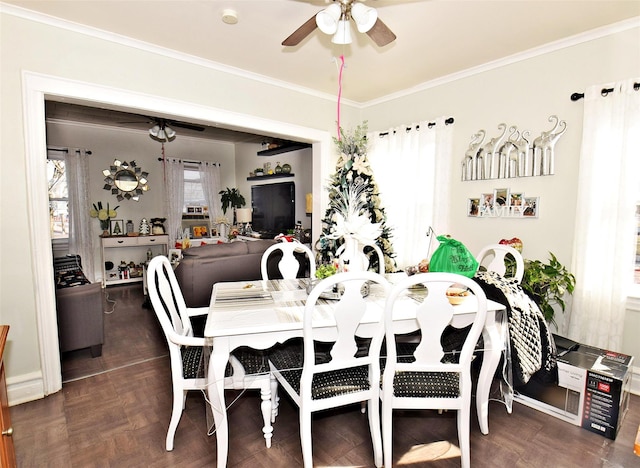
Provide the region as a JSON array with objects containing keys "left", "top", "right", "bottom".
[
  {"left": 183, "top": 165, "right": 207, "bottom": 213},
  {"left": 47, "top": 158, "right": 69, "bottom": 239}
]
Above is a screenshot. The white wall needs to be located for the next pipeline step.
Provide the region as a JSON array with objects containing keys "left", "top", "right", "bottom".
[
  {"left": 45, "top": 120, "right": 240, "bottom": 280},
  {"left": 363, "top": 23, "right": 640, "bottom": 365},
  {"left": 2, "top": 7, "right": 639, "bottom": 401},
  {"left": 0, "top": 10, "right": 350, "bottom": 400},
  {"left": 235, "top": 144, "right": 314, "bottom": 232}
]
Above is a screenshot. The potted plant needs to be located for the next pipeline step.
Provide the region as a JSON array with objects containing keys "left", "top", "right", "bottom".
[
  {"left": 219, "top": 187, "right": 246, "bottom": 225},
  {"left": 515, "top": 252, "right": 576, "bottom": 326}
]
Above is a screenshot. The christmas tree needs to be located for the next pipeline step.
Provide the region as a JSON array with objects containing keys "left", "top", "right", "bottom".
[{"left": 316, "top": 121, "right": 397, "bottom": 273}]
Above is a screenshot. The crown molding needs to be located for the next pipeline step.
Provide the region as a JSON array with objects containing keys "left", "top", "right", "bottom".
[
  {"left": 2, "top": 3, "right": 638, "bottom": 110},
  {"left": 1, "top": 3, "right": 357, "bottom": 108},
  {"left": 362, "top": 16, "right": 640, "bottom": 107}
]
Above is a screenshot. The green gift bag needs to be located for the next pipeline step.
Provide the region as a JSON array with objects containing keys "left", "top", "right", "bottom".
[{"left": 429, "top": 235, "right": 479, "bottom": 278}]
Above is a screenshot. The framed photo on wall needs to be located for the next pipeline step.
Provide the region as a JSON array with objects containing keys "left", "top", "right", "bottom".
[
  {"left": 493, "top": 188, "right": 509, "bottom": 207},
  {"left": 510, "top": 192, "right": 524, "bottom": 207},
  {"left": 110, "top": 219, "right": 124, "bottom": 236},
  {"left": 523, "top": 197, "right": 539, "bottom": 217},
  {"left": 468, "top": 198, "right": 480, "bottom": 217}
]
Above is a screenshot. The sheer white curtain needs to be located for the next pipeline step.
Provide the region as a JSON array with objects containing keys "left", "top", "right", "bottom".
[
  {"left": 64, "top": 149, "right": 95, "bottom": 281},
  {"left": 368, "top": 117, "right": 454, "bottom": 269},
  {"left": 567, "top": 78, "right": 640, "bottom": 350},
  {"left": 199, "top": 161, "right": 223, "bottom": 231},
  {"left": 163, "top": 158, "right": 185, "bottom": 247}
]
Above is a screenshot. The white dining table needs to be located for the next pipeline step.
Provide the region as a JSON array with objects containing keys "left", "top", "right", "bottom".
[{"left": 204, "top": 275, "right": 507, "bottom": 467}]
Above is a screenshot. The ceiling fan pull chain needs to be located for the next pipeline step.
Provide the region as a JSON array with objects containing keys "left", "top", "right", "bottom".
[{"left": 337, "top": 54, "right": 345, "bottom": 141}]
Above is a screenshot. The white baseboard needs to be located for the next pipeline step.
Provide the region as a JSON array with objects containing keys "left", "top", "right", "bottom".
[{"left": 7, "top": 371, "right": 46, "bottom": 406}]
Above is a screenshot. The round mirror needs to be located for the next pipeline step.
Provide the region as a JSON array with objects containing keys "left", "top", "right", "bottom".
[
  {"left": 102, "top": 159, "right": 149, "bottom": 202},
  {"left": 114, "top": 170, "right": 139, "bottom": 192}
]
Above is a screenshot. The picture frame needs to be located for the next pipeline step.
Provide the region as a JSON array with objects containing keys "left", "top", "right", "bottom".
[
  {"left": 110, "top": 219, "right": 124, "bottom": 236},
  {"left": 168, "top": 248, "right": 182, "bottom": 264},
  {"left": 192, "top": 225, "right": 208, "bottom": 238},
  {"left": 468, "top": 198, "right": 480, "bottom": 217},
  {"left": 523, "top": 197, "right": 539, "bottom": 217},
  {"left": 493, "top": 188, "right": 509, "bottom": 207},
  {"left": 509, "top": 192, "right": 524, "bottom": 207},
  {"left": 480, "top": 193, "right": 494, "bottom": 215}
]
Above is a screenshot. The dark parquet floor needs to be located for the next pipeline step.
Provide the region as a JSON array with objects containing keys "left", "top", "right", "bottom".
[{"left": 10, "top": 284, "right": 640, "bottom": 467}]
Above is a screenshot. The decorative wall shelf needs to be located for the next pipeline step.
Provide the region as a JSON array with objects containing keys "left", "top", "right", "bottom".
[
  {"left": 257, "top": 143, "right": 311, "bottom": 157},
  {"left": 247, "top": 173, "right": 295, "bottom": 181}
]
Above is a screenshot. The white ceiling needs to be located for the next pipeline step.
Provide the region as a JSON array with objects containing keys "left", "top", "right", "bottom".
[
  {"left": 5, "top": 1, "right": 640, "bottom": 142},
  {"left": 5, "top": 0, "right": 640, "bottom": 103}
]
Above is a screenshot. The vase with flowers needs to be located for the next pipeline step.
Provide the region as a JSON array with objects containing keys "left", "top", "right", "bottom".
[{"left": 90, "top": 201, "right": 119, "bottom": 236}]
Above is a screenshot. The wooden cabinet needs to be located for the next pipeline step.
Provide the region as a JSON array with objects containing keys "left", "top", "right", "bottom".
[
  {"left": 0, "top": 326, "right": 16, "bottom": 468},
  {"left": 101, "top": 235, "right": 169, "bottom": 287}
]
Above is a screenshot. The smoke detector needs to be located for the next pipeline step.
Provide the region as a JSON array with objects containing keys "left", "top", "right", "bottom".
[{"left": 221, "top": 9, "right": 238, "bottom": 25}]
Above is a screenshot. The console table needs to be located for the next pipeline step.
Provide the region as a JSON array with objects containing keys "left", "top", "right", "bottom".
[{"left": 101, "top": 235, "right": 169, "bottom": 287}]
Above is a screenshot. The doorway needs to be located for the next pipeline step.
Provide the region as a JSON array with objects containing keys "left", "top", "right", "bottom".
[{"left": 23, "top": 72, "right": 330, "bottom": 397}]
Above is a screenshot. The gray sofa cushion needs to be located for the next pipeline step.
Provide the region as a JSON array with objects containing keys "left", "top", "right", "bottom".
[
  {"left": 182, "top": 240, "right": 248, "bottom": 259},
  {"left": 175, "top": 239, "right": 277, "bottom": 308}
]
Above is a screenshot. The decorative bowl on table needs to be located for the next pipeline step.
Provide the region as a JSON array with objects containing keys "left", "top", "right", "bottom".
[{"left": 446, "top": 287, "right": 470, "bottom": 305}]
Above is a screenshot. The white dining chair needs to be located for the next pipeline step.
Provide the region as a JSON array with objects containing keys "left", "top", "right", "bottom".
[
  {"left": 476, "top": 243, "right": 524, "bottom": 283},
  {"left": 147, "top": 256, "right": 275, "bottom": 451},
  {"left": 380, "top": 272, "right": 488, "bottom": 468},
  {"left": 261, "top": 239, "right": 316, "bottom": 280},
  {"left": 268, "top": 271, "right": 389, "bottom": 468},
  {"left": 336, "top": 240, "right": 385, "bottom": 274}
]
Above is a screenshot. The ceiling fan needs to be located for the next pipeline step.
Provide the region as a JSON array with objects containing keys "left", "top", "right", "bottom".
[
  {"left": 118, "top": 115, "right": 206, "bottom": 141},
  {"left": 283, "top": 0, "right": 396, "bottom": 47}
]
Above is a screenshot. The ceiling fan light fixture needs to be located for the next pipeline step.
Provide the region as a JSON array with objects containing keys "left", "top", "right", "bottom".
[
  {"left": 149, "top": 122, "right": 176, "bottom": 142},
  {"left": 350, "top": 3, "right": 377, "bottom": 33},
  {"left": 316, "top": 3, "right": 341, "bottom": 34},
  {"left": 332, "top": 19, "right": 352, "bottom": 44}
]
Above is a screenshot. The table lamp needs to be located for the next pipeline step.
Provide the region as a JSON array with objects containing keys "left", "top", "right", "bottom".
[{"left": 236, "top": 208, "right": 252, "bottom": 235}]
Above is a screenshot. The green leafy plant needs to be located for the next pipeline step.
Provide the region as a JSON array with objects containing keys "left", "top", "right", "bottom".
[
  {"left": 315, "top": 264, "right": 337, "bottom": 279},
  {"left": 219, "top": 187, "right": 246, "bottom": 214},
  {"left": 518, "top": 252, "right": 576, "bottom": 325}
]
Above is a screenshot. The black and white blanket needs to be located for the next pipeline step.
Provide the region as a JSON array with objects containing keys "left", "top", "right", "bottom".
[{"left": 474, "top": 270, "right": 557, "bottom": 387}]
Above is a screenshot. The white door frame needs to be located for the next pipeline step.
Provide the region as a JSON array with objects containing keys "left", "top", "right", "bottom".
[{"left": 22, "top": 71, "right": 331, "bottom": 394}]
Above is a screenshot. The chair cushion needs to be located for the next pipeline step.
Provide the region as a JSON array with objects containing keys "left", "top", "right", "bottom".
[
  {"left": 182, "top": 346, "right": 260, "bottom": 379},
  {"left": 232, "top": 346, "right": 270, "bottom": 375},
  {"left": 182, "top": 346, "right": 205, "bottom": 379},
  {"left": 269, "top": 341, "right": 370, "bottom": 400},
  {"left": 391, "top": 371, "right": 460, "bottom": 398}
]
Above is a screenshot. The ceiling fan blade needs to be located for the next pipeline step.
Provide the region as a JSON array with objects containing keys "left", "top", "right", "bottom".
[
  {"left": 282, "top": 15, "right": 318, "bottom": 46},
  {"left": 366, "top": 17, "right": 396, "bottom": 47},
  {"left": 167, "top": 120, "right": 205, "bottom": 132}
]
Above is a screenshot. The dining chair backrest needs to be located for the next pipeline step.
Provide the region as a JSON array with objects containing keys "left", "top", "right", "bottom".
[
  {"left": 261, "top": 240, "right": 316, "bottom": 280},
  {"left": 381, "top": 272, "right": 488, "bottom": 468},
  {"left": 268, "top": 270, "right": 389, "bottom": 467},
  {"left": 476, "top": 243, "right": 524, "bottom": 283},
  {"left": 147, "top": 255, "right": 194, "bottom": 346},
  {"left": 146, "top": 255, "right": 206, "bottom": 451},
  {"left": 302, "top": 271, "right": 389, "bottom": 378},
  {"left": 335, "top": 240, "right": 385, "bottom": 274},
  {"left": 148, "top": 256, "right": 276, "bottom": 452}
]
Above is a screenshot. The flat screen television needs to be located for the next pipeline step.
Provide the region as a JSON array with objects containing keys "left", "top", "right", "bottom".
[{"left": 251, "top": 182, "right": 295, "bottom": 237}]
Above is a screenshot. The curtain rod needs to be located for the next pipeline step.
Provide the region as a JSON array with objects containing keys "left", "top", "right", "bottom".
[
  {"left": 378, "top": 117, "right": 454, "bottom": 137},
  {"left": 157, "top": 157, "right": 220, "bottom": 166},
  {"left": 47, "top": 147, "right": 92, "bottom": 155},
  {"left": 570, "top": 82, "right": 640, "bottom": 101}
]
